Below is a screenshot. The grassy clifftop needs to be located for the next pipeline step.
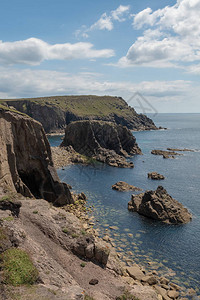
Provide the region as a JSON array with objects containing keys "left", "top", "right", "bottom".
[
  {"left": 0, "top": 95, "right": 136, "bottom": 118},
  {"left": 0, "top": 95, "right": 157, "bottom": 132}
]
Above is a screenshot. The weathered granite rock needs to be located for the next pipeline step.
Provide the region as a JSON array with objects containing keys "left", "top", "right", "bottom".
[
  {"left": 112, "top": 181, "right": 142, "bottom": 192},
  {"left": 167, "top": 148, "right": 194, "bottom": 152},
  {"left": 168, "top": 290, "right": 179, "bottom": 299},
  {"left": 148, "top": 172, "right": 165, "bottom": 180},
  {"left": 128, "top": 186, "right": 192, "bottom": 224},
  {"left": 151, "top": 150, "right": 180, "bottom": 159},
  {"left": 126, "top": 264, "right": 145, "bottom": 281},
  {"left": 0, "top": 108, "right": 73, "bottom": 206},
  {"left": 61, "top": 120, "right": 142, "bottom": 168}
]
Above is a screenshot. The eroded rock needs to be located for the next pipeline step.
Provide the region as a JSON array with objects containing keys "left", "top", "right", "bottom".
[
  {"left": 128, "top": 186, "right": 192, "bottom": 224},
  {"left": 0, "top": 108, "right": 73, "bottom": 206},
  {"left": 61, "top": 120, "right": 142, "bottom": 168},
  {"left": 148, "top": 172, "right": 165, "bottom": 180},
  {"left": 112, "top": 181, "right": 142, "bottom": 192}
]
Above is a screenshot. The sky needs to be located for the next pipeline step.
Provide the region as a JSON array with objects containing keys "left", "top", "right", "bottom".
[{"left": 0, "top": 0, "right": 200, "bottom": 113}]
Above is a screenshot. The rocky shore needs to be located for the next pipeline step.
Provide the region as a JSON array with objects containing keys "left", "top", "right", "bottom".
[{"left": 0, "top": 105, "right": 198, "bottom": 299}]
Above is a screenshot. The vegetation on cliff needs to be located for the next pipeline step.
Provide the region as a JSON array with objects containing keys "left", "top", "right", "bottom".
[{"left": 0, "top": 95, "right": 158, "bottom": 132}]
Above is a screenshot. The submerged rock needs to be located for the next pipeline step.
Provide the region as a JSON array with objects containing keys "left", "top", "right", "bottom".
[
  {"left": 128, "top": 186, "right": 192, "bottom": 224},
  {"left": 148, "top": 172, "right": 165, "bottom": 180},
  {"left": 112, "top": 181, "right": 142, "bottom": 192},
  {"left": 61, "top": 120, "right": 142, "bottom": 168}
]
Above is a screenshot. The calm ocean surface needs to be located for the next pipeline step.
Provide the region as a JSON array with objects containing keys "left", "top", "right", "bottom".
[{"left": 49, "top": 114, "right": 200, "bottom": 293}]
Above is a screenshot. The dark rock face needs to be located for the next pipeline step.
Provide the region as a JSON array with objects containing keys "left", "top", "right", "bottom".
[
  {"left": 0, "top": 199, "right": 21, "bottom": 217},
  {"left": 148, "top": 172, "right": 165, "bottom": 180},
  {"left": 128, "top": 186, "right": 192, "bottom": 224},
  {"left": 112, "top": 181, "right": 142, "bottom": 192},
  {"left": 0, "top": 108, "right": 73, "bottom": 206},
  {"left": 61, "top": 120, "right": 142, "bottom": 168}
]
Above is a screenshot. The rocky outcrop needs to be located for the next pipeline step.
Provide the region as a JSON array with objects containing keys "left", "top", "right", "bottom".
[
  {"left": 128, "top": 186, "right": 192, "bottom": 224},
  {"left": 1, "top": 95, "right": 158, "bottom": 133},
  {"left": 148, "top": 172, "right": 165, "bottom": 180},
  {"left": 151, "top": 150, "right": 180, "bottom": 159},
  {"left": 112, "top": 181, "right": 142, "bottom": 192},
  {"left": 61, "top": 120, "right": 142, "bottom": 168},
  {"left": 0, "top": 107, "right": 73, "bottom": 206}
]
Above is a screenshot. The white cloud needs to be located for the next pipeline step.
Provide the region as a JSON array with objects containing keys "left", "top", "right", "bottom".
[
  {"left": 0, "top": 38, "right": 115, "bottom": 65},
  {"left": 111, "top": 5, "right": 130, "bottom": 21},
  {"left": 0, "top": 67, "right": 193, "bottom": 105},
  {"left": 118, "top": 0, "right": 200, "bottom": 68},
  {"left": 90, "top": 13, "right": 113, "bottom": 31},
  {"left": 76, "top": 5, "right": 130, "bottom": 38}
]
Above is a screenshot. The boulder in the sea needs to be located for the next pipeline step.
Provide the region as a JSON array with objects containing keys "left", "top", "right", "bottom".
[
  {"left": 61, "top": 120, "right": 142, "bottom": 168},
  {"left": 128, "top": 186, "right": 192, "bottom": 224},
  {"left": 148, "top": 172, "right": 165, "bottom": 180},
  {"left": 112, "top": 181, "right": 142, "bottom": 192}
]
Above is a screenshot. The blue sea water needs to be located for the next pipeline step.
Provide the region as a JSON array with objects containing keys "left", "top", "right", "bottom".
[{"left": 49, "top": 114, "right": 200, "bottom": 293}]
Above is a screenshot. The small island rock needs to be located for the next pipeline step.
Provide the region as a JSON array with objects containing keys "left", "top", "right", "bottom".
[
  {"left": 148, "top": 172, "right": 165, "bottom": 180},
  {"left": 128, "top": 186, "right": 192, "bottom": 224},
  {"left": 112, "top": 181, "right": 142, "bottom": 192}
]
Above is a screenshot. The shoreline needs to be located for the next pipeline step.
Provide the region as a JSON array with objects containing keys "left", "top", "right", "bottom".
[{"left": 52, "top": 150, "right": 199, "bottom": 299}]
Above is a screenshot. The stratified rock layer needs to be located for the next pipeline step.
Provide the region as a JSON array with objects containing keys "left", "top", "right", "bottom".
[
  {"left": 128, "top": 186, "right": 192, "bottom": 224},
  {"left": 61, "top": 120, "right": 142, "bottom": 168},
  {"left": 0, "top": 107, "right": 73, "bottom": 206}
]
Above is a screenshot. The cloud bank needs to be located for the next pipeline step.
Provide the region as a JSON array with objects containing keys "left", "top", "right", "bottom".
[{"left": 0, "top": 38, "right": 115, "bottom": 65}]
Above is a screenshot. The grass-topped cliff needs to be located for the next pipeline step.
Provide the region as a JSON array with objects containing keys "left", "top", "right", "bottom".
[{"left": 0, "top": 95, "right": 157, "bottom": 133}]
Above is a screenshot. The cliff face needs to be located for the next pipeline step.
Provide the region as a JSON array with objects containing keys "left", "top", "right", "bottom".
[
  {"left": 61, "top": 120, "right": 141, "bottom": 168},
  {"left": 0, "top": 107, "right": 73, "bottom": 206},
  {"left": 1, "top": 95, "right": 158, "bottom": 133}
]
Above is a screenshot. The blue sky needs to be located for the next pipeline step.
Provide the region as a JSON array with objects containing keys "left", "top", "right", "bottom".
[{"left": 0, "top": 0, "right": 200, "bottom": 112}]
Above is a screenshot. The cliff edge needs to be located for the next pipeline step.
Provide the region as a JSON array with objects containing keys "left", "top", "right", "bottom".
[
  {"left": 0, "top": 95, "right": 158, "bottom": 133},
  {"left": 0, "top": 105, "right": 73, "bottom": 206}
]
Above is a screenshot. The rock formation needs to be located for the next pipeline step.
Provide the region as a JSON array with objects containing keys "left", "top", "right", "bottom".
[
  {"left": 112, "top": 181, "right": 142, "bottom": 192},
  {"left": 0, "top": 95, "right": 158, "bottom": 133},
  {"left": 0, "top": 107, "right": 73, "bottom": 206},
  {"left": 61, "top": 120, "right": 142, "bottom": 168},
  {"left": 148, "top": 172, "right": 165, "bottom": 180},
  {"left": 151, "top": 149, "right": 180, "bottom": 159},
  {"left": 128, "top": 186, "right": 192, "bottom": 224}
]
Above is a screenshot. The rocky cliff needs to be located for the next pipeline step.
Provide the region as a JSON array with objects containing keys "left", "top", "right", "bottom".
[
  {"left": 0, "top": 105, "right": 73, "bottom": 206},
  {"left": 61, "top": 120, "right": 142, "bottom": 168},
  {"left": 0, "top": 95, "right": 158, "bottom": 133}
]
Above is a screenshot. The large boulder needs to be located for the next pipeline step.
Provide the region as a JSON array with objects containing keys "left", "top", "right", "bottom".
[
  {"left": 128, "top": 186, "right": 192, "bottom": 224},
  {"left": 61, "top": 120, "right": 142, "bottom": 168},
  {"left": 0, "top": 107, "right": 73, "bottom": 206}
]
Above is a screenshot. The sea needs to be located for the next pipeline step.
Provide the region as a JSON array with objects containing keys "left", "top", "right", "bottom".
[{"left": 48, "top": 113, "right": 200, "bottom": 294}]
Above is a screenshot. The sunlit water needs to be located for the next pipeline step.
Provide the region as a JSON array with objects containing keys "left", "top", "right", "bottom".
[{"left": 49, "top": 114, "right": 200, "bottom": 293}]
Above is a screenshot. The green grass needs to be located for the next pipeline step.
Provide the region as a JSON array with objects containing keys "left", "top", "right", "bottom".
[
  {"left": 0, "top": 95, "right": 137, "bottom": 118},
  {"left": 62, "top": 228, "right": 69, "bottom": 234},
  {"left": 116, "top": 290, "right": 140, "bottom": 300},
  {"left": 1, "top": 248, "right": 39, "bottom": 286},
  {"left": 80, "top": 262, "right": 86, "bottom": 268},
  {"left": 32, "top": 210, "right": 38, "bottom": 214},
  {"left": 84, "top": 295, "right": 95, "bottom": 300},
  {"left": 0, "top": 195, "right": 10, "bottom": 201},
  {"left": 2, "top": 216, "right": 14, "bottom": 222}
]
